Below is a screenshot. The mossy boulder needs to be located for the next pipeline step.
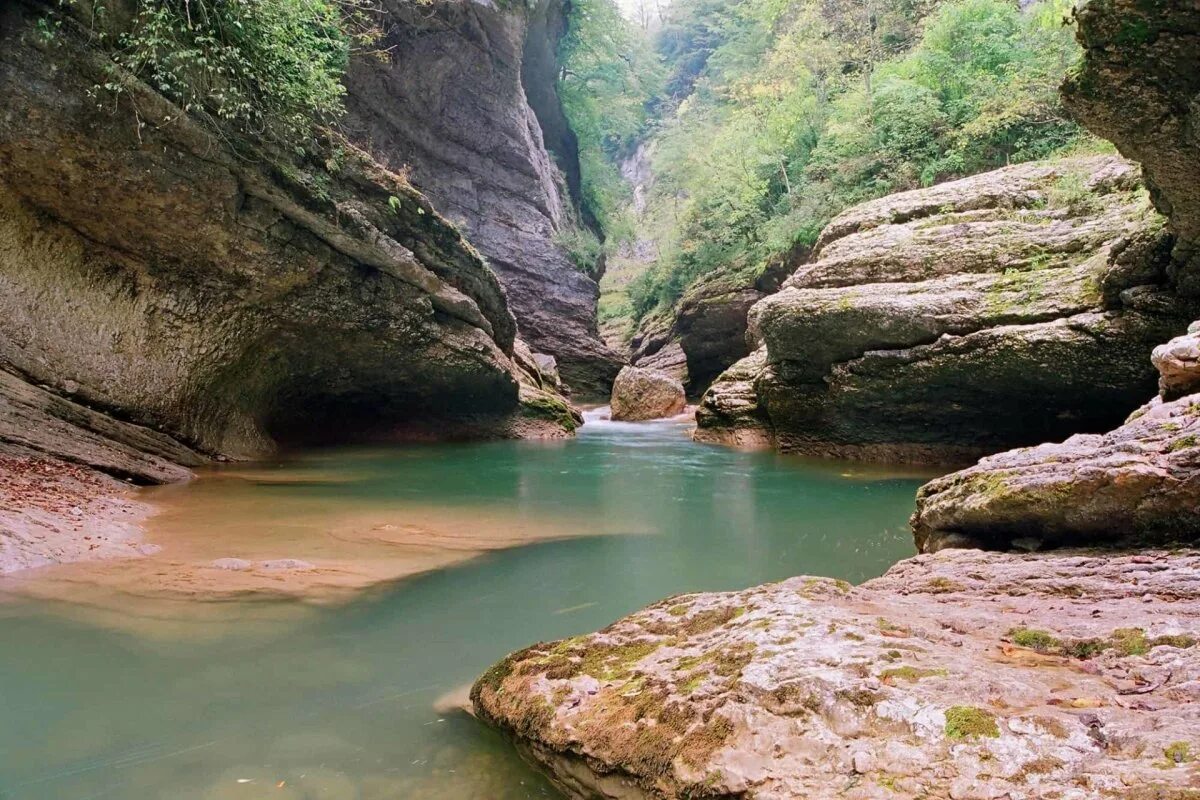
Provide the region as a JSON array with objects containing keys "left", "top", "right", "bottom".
[
  {"left": 610, "top": 366, "right": 687, "bottom": 421},
  {"left": 696, "top": 157, "right": 1198, "bottom": 461},
  {"left": 473, "top": 548, "right": 1200, "bottom": 799}
]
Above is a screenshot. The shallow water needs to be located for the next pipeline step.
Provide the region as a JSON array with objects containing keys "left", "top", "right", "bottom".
[{"left": 0, "top": 416, "right": 928, "bottom": 799}]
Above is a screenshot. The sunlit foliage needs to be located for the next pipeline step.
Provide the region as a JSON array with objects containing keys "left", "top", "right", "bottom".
[{"left": 626, "top": 0, "right": 1091, "bottom": 319}]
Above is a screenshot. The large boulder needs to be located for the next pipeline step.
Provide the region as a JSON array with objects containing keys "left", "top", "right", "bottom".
[
  {"left": 474, "top": 548, "right": 1200, "bottom": 800},
  {"left": 610, "top": 366, "right": 687, "bottom": 421},
  {"left": 911, "top": 389, "right": 1200, "bottom": 552},
  {"left": 343, "top": 0, "right": 623, "bottom": 397},
  {"left": 695, "top": 157, "right": 1197, "bottom": 461}
]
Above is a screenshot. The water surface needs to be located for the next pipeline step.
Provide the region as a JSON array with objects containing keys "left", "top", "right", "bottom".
[{"left": 0, "top": 416, "right": 927, "bottom": 799}]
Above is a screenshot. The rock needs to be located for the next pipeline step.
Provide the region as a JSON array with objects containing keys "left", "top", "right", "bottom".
[
  {"left": 1062, "top": 0, "right": 1200, "bottom": 296},
  {"left": 0, "top": 3, "right": 576, "bottom": 477},
  {"left": 473, "top": 549, "right": 1200, "bottom": 800},
  {"left": 692, "top": 349, "right": 775, "bottom": 449},
  {"left": 343, "top": 0, "right": 623, "bottom": 397},
  {"left": 695, "top": 157, "right": 1197, "bottom": 461},
  {"left": 912, "top": 315, "right": 1200, "bottom": 552},
  {"left": 211, "top": 558, "right": 253, "bottom": 571},
  {"left": 610, "top": 366, "right": 687, "bottom": 421},
  {"left": 911, "top": 392, "right": 1200, "bottom": 553},
  {"left": 1152, "top": 322, "right": 1200, "bottom": 400},
  {"left": 532, "top": 353, "right": 563, "bottom": 391},
  {"left": 672, "top": 253, "right": 796, "bottom": 389},
  {"left": 629, "top": 308, "right": 689, "bottom": 386},
  {"left": 628, "top": 254, "right": 795, "bottom": 393}
]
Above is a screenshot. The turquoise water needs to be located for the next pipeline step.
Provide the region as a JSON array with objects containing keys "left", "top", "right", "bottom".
[{"left": 0, "top": 417, "right": 924, "bottom": 799}]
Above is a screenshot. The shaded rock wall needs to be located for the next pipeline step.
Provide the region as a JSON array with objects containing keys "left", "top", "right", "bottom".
[
  {"left": 628, "top": 254, "right": 794, "bottom": 396},
  {"left": 696, "top": 157, "right": 1197, "bottom": 461},
  {"left": 911, "top": 321, "right": 1200, "bottom": 553},
  {"left": 0, "top": 2, "right": 563, "bottom": 480},
  {"left": 1063, "top": 0, "right": 1200, "bottom": 294},
  {"left": 342, "top": 0, "right": 624, "bottom": 398}
]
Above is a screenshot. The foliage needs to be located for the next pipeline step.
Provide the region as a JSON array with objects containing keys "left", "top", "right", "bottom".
[
  {"left": 554, "top": 225, "right": 605, "bottom": 274},
  {"left": 559, "top": 0, "right": 664, "bottom": 238},
  {"left": 57, "top": 0, "right": 383, "bottom": 149},
  {"left": 625, "top": 0, "right": 1088, "bottom": 319}
]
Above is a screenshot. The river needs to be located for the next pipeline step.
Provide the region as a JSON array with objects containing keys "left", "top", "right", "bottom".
[{"left": 0, "top": 414, "right": 928, "bottom": 799}]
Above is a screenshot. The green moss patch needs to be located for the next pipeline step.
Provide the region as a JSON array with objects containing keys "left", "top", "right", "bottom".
[
  {"left": 944, "top": 706, "right": 1000, "bottom": 740},
  {"left": 880, "top": 666, "right": 947, "bottom": 683}
]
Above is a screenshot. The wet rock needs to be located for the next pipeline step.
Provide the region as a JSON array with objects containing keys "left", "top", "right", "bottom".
[
  {"left": 610, "top": 366, "right": 687, "bottom": 421},
  {"left": 696, "top": 157, "right": 1196, "bottom": 461},
  {"left": 473, "top": 549, "right": 1200, "bottom": 800},
  {"left": 1152, "top": 322, "right": 1200, "bottom": 400}
]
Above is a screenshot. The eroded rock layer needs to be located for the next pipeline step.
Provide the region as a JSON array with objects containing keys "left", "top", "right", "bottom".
[
  {"left": 912, "top": 320, "right": 1200, "bottom": 553},
  {"left": 0, "top": 2, "right": 572, "bottom": 476},
  {"left": 343, "top": 0, "right": 624, "bottom": 397},
  {"left": 474, "top": 549, "right": 1200, "bottom": 800},
  {"left": 696, "top": 157, "right": 1197, "bottom": 460}
]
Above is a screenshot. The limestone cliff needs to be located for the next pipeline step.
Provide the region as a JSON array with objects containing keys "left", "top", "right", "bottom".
[
  {"left": 696, "top": 157, "right": 1197, "bottom": 461},
  {"left": 0, "top": 0, "right": 575, "bottom": 487},
  {"left": 342, "top": 0, "right": 624, "bottom": 398}
]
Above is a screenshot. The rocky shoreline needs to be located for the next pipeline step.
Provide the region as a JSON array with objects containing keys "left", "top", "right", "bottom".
[
  {"left": 473, "top": 549, "right": 1200, "bottom": 800},
  {"left": 0, "top": 448, "right": 155, "bottom": 575}
]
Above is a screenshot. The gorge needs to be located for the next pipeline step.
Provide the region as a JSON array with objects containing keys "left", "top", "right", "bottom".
[{"left": 1, "top": 0, "right": 1199, "bottom": 797}]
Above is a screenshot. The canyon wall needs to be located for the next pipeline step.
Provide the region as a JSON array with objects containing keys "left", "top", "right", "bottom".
[
  {"left": 342, "top": 0, "right": 624, "bottom": 398},
  {"left": 0, "top": 1, "right": 575, "bottom": 485}
]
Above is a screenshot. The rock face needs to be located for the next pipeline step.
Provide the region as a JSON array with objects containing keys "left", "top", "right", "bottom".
[
  {"left": 1062, "top": 0, "right": 1200, "bottom": 296},
  {"left": 0, "top": 2, "right": 574, "bottom": 481},
  {"left": 629, "top": 310, "right": 690, "bottom": 386},
  {"left": 628, "top": 257, "right": 793, "bottom": 395},
  {"left": 1153, "top": 321, "right": 1200, "bottom": 400},
  {"left": 342, "top": 0, "right": 623, "bottom": 398},
  {"left": 473, "top": 549, "right": 1200, "bottom": 800},
  {"left": 696, "top": 157, "right": 1197, "bottom": 461},
  {"left": 610, "top": 366, "right": 687, "bottom": 422},
  {"left": 912, "top": 321, "right": 1200, "bottom": 553}
]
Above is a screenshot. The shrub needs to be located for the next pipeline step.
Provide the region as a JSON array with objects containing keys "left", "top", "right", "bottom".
[{"left": 61, "top": 0, "right": 381, "bottom": 148}]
